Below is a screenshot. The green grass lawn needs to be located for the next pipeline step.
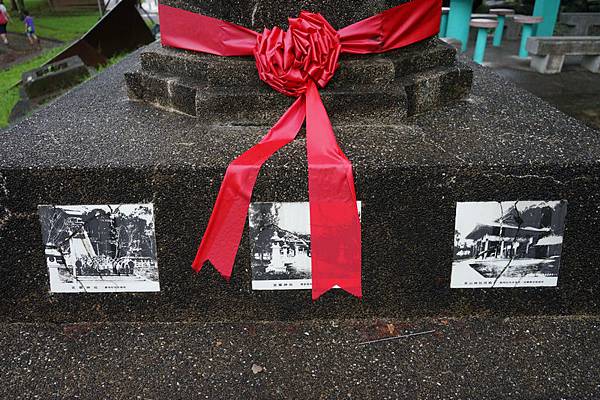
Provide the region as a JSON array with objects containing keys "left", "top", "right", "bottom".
[
  {"left": 1, "top": 0, "right": 101, "bottom": 128},
  {"left": 0, "top": 46, "right": 65, "bottom": 127},
  {"left": 5, "top": 0, "right": 100, "bottom": 42},
  {"left": 8, "top": 14, "right": 100, "bottom": 42}
]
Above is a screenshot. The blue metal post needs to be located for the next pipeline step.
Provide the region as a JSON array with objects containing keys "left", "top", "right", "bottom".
[
  {"left": 473, "top": 27, "right": 489, "bottom": 64},
  {"left": 492, "top": 15, "right": 505, "bottom": 47},
  {"left": 532, "top": 0, "right": 561, "bottom": 36},
  {"left": 440, "top": 12, "right": 449, "bottom": 37},
  {"left": 446, "top": 0, "right": 474, "bottom": 52},
  {"left": 519, "top": 24, "right": 534, "bottom": 58}
]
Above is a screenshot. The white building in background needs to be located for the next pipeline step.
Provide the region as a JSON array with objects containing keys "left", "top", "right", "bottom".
[
  {"left": 254, "top": 229, "right": 311, "bottom": 275},
  {"left": 466, "top": 222, "right": 551, "bottom": 260}
]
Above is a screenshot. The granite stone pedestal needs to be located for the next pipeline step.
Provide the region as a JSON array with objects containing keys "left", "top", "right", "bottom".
[
  {"left": 125, "top": 38, "right": 472, "bottom": 122},
  {"left": 1, "top": 45, "right": 600, "bottom": 323},
  {"left": 2, "top": 2, "right": 600, "bottom": 397}
]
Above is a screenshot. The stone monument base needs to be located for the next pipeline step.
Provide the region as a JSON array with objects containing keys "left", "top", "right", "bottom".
[
  {"left": 1, "top": 45, "right": 600, "bottom": 322},
  {"left": 125, "top": 38, "right": 472, "bottom": 123}
]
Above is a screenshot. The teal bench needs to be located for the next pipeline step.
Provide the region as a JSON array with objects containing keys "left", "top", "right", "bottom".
[{"left": 471, "top": 18, "right": 498, "bottom": 64}]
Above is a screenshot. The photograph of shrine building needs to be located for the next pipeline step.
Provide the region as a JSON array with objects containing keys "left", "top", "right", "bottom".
[
  {"left": 249, "top": 202, "right": 313, "bottom": 290},
  {"left": 451, "top": 200, "right": 567, "bottom": 288},
  {"left": 249, "top": 202, "right": 361, "bottom": 290},
  {"left": 252, "top": 227, "right": 312, "bottom": 276},
  {"left": 38, "top": 204, "right": 160, "bottom": 293}
]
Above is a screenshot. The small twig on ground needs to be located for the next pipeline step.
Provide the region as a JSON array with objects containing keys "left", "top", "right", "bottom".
[{"left": 356, "top": 329, "right": 436, "bottom": 346}]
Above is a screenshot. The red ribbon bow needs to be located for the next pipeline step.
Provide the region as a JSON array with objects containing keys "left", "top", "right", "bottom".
[
  {"left": 254, "top": 11, "right": 341, "bottom": 96},
  {"left": 159, "top": 0, "right": 441, "bottom": 299}
]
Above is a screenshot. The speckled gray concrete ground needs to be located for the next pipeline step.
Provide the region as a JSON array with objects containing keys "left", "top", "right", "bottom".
[
  {"left": 463, "top": 37, "right": 600, "bottom": 130},
  {"left": 1, "top": 316, "right": 599, "bottom": 399}
]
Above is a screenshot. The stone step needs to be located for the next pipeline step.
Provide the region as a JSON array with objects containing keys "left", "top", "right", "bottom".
[
  {"left": 127, "top": 38, "right": 469, "bottom": 122},
  {"left": 125, "top": 69, "right": 409, "bottom": 124},
  {"left": 401, "top": 63, "right": 473, "bottom": 116},
  {"left": 138, "top": 38, "right": 458, "bottom": 89},
  {"left": 125, "top": 63, "right": 471, "bottom": 123},
  {"left": 125, "top": 70, "right": 199, "bottom": 116},
  {"left": 139, "top": 43, "right": 398, "bottom": 89},
  {"left": 196, "top": 85, "right": 409, "bottom": 125},
  {"left": 351, "top": 37, "right": 459, "bottom": 78}
]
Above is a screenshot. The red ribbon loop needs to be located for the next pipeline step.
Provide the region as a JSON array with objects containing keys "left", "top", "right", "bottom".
[
  {"left": 254, "top": 11, "right": 341, "bottom": 97},
  {"left": 160, "top": 0, "right": 441, "bottom": 300}
]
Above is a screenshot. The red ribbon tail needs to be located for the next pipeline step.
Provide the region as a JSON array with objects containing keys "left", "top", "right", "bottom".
[
  {"left": 338, "top": 0, "right": 441, "bottom": 54},
  {"left": 305, "top": 81, "right": 362, "bottom": 300},
  {"left": 159, "top": 3, "right": 258, "bottom": 56},
  {"left": 192, "top": 97, "right": 307, "bottom": 280}
]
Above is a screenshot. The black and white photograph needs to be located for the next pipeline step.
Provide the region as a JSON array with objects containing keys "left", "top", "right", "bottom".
[
  {"left": 38, "top": 204, "right": 160, "bottom": 293},
  {"left": 451, "top": 200, "right": 567, "bottom": 288},
  {"left": 249, "top": 202, "right": 361, "bottom": 290}
]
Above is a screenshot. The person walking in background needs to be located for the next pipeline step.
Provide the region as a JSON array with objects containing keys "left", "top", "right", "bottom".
[
  {"left": 0, "top": 0, "right": 10, "bottom": 46},
  {"left": 23, "top": 10, "right": 40, "bottom": 48}
]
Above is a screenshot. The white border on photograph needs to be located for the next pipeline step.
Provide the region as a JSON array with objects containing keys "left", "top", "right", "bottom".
[
  {"left": 451, "top": 200, "right": 567, "bottom": 289},
  {"left": 39, "top": 203, "right": 160, "bottom": 293}
]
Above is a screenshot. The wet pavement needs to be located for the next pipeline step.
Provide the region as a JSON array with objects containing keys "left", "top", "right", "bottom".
[
  {"left": 463, "top": 36, "right": 600, "bottom": 130},
  {"left": 1, "top": 316, "right": 599, "bottom": 399}
]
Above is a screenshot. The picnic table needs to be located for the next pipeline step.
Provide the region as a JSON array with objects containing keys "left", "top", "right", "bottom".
[
  {"left": 532, "top": 0, "right": 561, "bottom": 36},
  {"left": 444, "top": 0, "right": 561, "bottom": 53},
  {"left": 445, "top": 0, "right": 474, "bottom": 52}
]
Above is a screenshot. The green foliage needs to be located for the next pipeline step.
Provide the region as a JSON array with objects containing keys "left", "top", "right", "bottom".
[
  {"left": 5, "top": 0, "right": 99, "bottom": 42},
  {"left": 23, "top": 14, "right": 99, "bottom": 42},
  {"left": 0, "top": 0, "right": 101, "bottom": 128},
  {"left": 96, "top": 53, "right": 127, "bottom": 72},
  {"left": 0, "top": 86, "right": 20, "bottom": 129},
  {"left": 7, "top": 13, "right": 99, "bottom": 42}
]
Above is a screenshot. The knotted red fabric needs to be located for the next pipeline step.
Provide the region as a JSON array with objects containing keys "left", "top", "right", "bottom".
[
  {"left": 159, "top": 0, "right": 441, "bottom": 300},
  {"left": 254, "top": 11, "right": 341, "bottom": 96}
]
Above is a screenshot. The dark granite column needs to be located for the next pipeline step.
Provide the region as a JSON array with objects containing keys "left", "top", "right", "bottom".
[{"left": 160, "top": 0, "right": 410, "bottom": 30}]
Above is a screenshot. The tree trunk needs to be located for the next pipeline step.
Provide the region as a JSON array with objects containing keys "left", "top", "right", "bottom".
[{"left": 10, "top": 0, "right": 24, "bottom": 14}]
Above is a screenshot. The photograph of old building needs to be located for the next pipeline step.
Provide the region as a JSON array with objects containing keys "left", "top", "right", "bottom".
[
  {"left": 38, "top": 204, "right": 160, "bottom": 293},
  {"left": 249, "top": 202, "right": 361, "bottom": 290},
  {"left": 252, "top": 226, "right": 312, "bottom": 277},
  {"left": 249, "top": 202, "right": 312, "bottom": 290},
  {"left": 452, "top": 200, "right": 567, "bottom": 288}
]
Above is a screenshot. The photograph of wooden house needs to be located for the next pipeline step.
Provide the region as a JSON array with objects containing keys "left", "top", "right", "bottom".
[{"left": 451, "top": 200, "right": 567, "bottom": 288}]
